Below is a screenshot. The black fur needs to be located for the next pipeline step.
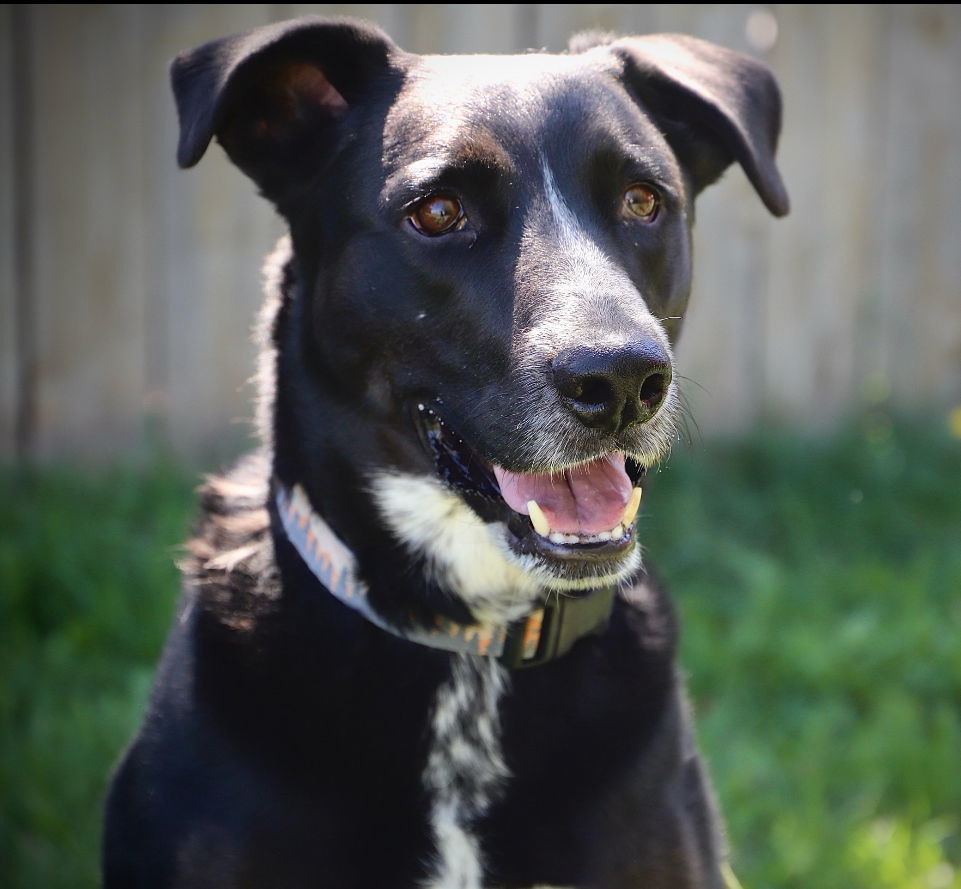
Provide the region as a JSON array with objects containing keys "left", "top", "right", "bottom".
[{"left": 103, "top": 17, "right": 786, "bottom": 888}]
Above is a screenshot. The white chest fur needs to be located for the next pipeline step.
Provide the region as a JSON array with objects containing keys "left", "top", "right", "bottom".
[{"left": 423, "top": 656, "right": 509, "bottom": 889}]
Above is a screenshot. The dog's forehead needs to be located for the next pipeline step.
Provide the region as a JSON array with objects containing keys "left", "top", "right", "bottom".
[
  {"left": 381, "top": 49, "right": 668, "bottom": 171},
  {"left": 402, "top": 50, "right": 610, "bottom": 105}
]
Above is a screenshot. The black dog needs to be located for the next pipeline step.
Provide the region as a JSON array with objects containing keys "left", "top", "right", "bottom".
[{"left": 104, "top": 17, "right": 787, "bottom": 889}]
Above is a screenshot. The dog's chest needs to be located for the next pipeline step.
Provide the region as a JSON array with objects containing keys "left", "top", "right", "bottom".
[
  {"left": 422, "top": 657, "right": 573, "bottom": 889},
  {"left": 423, "top": 655, "right": 509, "bottom": 889}
]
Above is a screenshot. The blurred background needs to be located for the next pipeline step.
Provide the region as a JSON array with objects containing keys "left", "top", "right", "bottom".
[
  {"left": 1, "top": 5, "right": 959, "bottom": 889},
  {"left": 3, "top": 3, "right": 961, "bottom": 458}
]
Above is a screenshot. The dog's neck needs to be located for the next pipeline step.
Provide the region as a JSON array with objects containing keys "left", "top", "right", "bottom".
[{"left": 275, "top": 483, "right": 616, "bottom": 669}]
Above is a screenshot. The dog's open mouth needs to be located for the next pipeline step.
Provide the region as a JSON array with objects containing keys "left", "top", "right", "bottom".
[{"left": 414, "top": 402, "right": 646, "bottom": 565}]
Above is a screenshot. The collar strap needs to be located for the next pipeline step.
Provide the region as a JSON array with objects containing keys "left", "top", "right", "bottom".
[{"left": 275, "top": 484, "right": 615, "bottom": 669}]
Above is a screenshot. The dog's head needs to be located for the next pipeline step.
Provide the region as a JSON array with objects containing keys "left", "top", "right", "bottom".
[{"left": 172, "top": 18, "right": 786, "bottom": 623}]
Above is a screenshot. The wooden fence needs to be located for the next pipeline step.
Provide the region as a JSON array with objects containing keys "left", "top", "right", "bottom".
[{"left": 2, "top": 4, "right": 960, "bottom": 460}]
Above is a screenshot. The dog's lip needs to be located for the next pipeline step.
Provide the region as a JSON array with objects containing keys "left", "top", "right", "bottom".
[
  {"left": 411, "top": 400, "right": 645, "bottom": 558},
  {"left": 505, "top": 512, "right": 637, "bottom": 561},
  {"left": 412, "top": 400, "right": 502, "bottom": 501}
]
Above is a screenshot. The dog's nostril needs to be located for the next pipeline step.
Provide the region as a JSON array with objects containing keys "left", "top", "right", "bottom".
[
  {"left": 639, "top": 370, "right": 669, "bottom": 406},
  {"left": 574, "top": 376, "right": 614, "bottom": 408}
]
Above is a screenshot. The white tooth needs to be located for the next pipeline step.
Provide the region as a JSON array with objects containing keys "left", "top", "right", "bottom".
[
  {"left": 549, "top": 532, "right": 566, "bottom": 545},
  {"left": 527, "top": 500, "right": 550, "bottom": 537},
  {"left": 564, "top": 534, "right": 579, "bottom": 545},
  {"left": 598, "top": 530, "right": 611, "bottom": 542},
  {"left": 622, "top": 487, "right": 643, "bottom": 527},
  {"left": 610, "top": 523, "right": 624, "bottom": 539}
]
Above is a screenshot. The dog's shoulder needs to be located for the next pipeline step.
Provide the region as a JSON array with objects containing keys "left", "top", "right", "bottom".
[{"left": 183, "top": 450, "right": 280, "bottom": 628}]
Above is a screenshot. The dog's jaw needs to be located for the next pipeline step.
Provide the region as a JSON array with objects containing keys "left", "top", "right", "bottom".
[{"left": 370, "top": 471, "right": 642, "bottom": 625}]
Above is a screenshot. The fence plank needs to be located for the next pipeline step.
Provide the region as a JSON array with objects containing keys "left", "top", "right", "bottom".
[
  {"left": 763, "top": 6, "right": 882, "bottom": 426},
  {"left": 26, "top": 6, "right": 151, "bottom": 460},
  {"left": 400, "top": 4, "right": 527, "bottom": 54},
  {"left": 0, "top": 7, "right": 18, "bottom": 458},
  {"left": 876, "top": 5, "right": 961, "bottom": 409},
  {"left": 139, "top": 5, "right": 283, "bottom": 457},
  {"left": 533, "top": 4, "right": 643, "bottom": 49}
]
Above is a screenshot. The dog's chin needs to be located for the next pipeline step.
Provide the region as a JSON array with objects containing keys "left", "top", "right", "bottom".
[
  {"left": 368, "top": 402, "right": 658, "bottom": 623},
  {"left": 369, "top": 471, "right": 643, "bottom": 625}
]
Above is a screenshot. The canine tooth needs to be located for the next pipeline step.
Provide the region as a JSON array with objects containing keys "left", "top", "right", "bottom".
[
  {"left": 622, "top": 487, "right": 643, "bottom": 526},
  {"left": 527, "top": 500, "right": 550, "bottom": 537},
  {"left": 549, "top": 532, "right": 566, "bottom": 545},
  {"left": 610, "top": 523, "right": 624, "bottom": 539}
]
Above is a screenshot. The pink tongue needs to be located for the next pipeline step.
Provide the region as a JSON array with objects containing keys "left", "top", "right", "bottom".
[{"left": 492, "top": 454, "right": 632, "bottom": 535}]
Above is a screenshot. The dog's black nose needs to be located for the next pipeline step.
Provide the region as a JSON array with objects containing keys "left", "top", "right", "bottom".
[{"left": 552, "top": 341, "right": 672, "bottom": 434}]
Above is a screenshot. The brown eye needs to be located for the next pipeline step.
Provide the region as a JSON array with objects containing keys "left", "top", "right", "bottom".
[
  {"left": 409, "top": 194, "right": 465, "bottom": 236},
  {"left": 624, "top": 183, "right": 659, "bottom": 221}
]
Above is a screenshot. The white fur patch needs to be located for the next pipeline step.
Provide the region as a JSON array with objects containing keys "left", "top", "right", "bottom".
[
  {"left": 370, "top": 472, "right": 541, "bottom": 624},
  {"left": 370, "top": 472, "right": 642, "bottom": 621},
  {"left": 423, "top": 656, "right": 509, "bottom": 889},
  {"left": 540, "top": 156, "right": 628, "bottom": 300}
]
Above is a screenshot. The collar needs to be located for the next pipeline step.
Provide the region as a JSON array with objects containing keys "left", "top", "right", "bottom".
[{"left": 275, "top": 483, "right": 616, "bottom": 669}]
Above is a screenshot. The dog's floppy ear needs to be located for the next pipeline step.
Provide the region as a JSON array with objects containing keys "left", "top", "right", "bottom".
[
  {"left": 171, "top": 17, "right": 400, "bottom": 194},
  {"left": 605, "top": 34, "right": 789, "bottom": 217}
]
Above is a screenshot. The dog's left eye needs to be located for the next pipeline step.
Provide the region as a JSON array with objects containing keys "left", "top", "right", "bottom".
[
  {"left": 624, "top": 184, "right": 660, "bottom": 222},
  {"left": 408, "top": 194, "right": 466, "bottom": 236}
]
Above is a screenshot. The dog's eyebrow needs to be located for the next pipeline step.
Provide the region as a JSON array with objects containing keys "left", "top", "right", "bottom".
[
  {"left": 619, "top": 143, "right": 675, "bottom": 183},
  {"left": 381, "top": 133, "right": 516, "bottom": 208},
  {"left": 449, "top": 133, "right": 516, "bottom": 174}
]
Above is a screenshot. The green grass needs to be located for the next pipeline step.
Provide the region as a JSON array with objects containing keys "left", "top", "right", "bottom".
[
  {"left": 2, "top": 414, "right": 959, "bottom": 888},
  {"left": 0, "top": 461, "right": 195, "bottom": 888},
  {"left": 644, "top": 413, "right": 961, "bottom": 889}
]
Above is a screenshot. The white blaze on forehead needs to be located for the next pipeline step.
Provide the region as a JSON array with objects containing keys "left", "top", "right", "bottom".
[
  {"left": 539, "top": 154, "right": 634, "bottom": 299},
  {"left": 515, "top": 155, "right": 673, "bottom": 362}
]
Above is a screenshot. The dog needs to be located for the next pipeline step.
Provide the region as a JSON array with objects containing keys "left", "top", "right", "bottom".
[{"left": 103, "top": 16, "right": 787, "bottom": 889}]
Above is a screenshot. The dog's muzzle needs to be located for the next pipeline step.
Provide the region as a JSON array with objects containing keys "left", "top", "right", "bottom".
[{"left": 413, "top": 401, "right": 649, "bottom": 573}]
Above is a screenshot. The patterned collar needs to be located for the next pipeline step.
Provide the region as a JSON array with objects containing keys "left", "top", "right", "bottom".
[{"left": 274, "top": 483, "right": 616, "bottom": 669}]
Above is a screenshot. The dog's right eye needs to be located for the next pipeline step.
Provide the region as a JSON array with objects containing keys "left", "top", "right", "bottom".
[
  {"left": 624, "top": 183, "right": 660, "bottom": 222},
  {"left": 408, "top": 194, "right": 466, "bottom": 236}
]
